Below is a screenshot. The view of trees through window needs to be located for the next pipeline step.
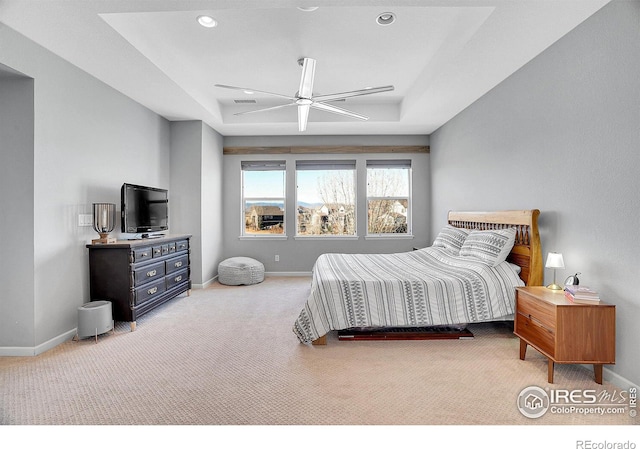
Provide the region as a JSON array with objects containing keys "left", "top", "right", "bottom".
[
  {"left": 296, "top": 167, "right": 356, "bottom": 236},
  {"left": 367, "top": 161, "right": 411, "bottom": 235}
]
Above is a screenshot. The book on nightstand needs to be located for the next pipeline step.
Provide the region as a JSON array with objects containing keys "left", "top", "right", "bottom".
[{"left": 564, "top": 285, "right": 600, "bottom": 302}]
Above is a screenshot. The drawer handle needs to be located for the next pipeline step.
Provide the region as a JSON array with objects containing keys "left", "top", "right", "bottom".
[
  {"left": 148, "top": 286, "right": 158, "bottom": 295},
  {"left": 174, "top": 275, "right": 182, "bottom": 282},
  {"left": 141, "top": 252, "right": 148, "bottom": 257},
  {"left": 520, "top": 311, "right": 554, "bottom": 334},
  {"left": 175, "top": 261, "right": 183, "bottom": 268},
  {"left": 146, "top": 269, "right": 157, "bottom": 277}
]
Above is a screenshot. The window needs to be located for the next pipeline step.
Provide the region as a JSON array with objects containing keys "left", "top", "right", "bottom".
[
  {"left": 241, "top": 161, "right": 286, "bottom": 236},
  {"left": 366, "top": 160, "right": 412, "bottom": 235},
  {"left": 296, "top": 160, "right": 356, "bottom": 236}
]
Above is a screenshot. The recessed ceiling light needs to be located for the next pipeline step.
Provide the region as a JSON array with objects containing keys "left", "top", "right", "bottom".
[
  {"left": 376, "top": 12, "right": 395, "bottom": 26},
  {"left": 297, "top": 7, "right": 319, "bottom": 12},
  {"left": 197, "top": 15, "right": 217, "bottom": 28}
]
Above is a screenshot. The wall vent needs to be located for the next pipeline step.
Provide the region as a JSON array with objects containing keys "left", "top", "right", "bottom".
[{"left": 234, "top": 99, "right": 257, "bottom": 104}]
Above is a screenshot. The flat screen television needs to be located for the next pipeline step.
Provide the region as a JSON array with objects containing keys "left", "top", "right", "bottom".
[{"left": 121, "top": 183, "right": 169, "bottom": 235}]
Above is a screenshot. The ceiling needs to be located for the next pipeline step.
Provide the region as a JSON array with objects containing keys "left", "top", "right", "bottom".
[{"left": 0, "top": 0, "right": 611, "bottom": 136}]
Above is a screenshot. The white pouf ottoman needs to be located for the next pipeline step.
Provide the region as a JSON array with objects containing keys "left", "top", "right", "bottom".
[{"left": 218, "top": 257, "right": 265, "bottom": 286}]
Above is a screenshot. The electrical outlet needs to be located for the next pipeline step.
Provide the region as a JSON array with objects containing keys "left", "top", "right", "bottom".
[{"left": 275, "top": 255, "right": 280, "bottom": 262}]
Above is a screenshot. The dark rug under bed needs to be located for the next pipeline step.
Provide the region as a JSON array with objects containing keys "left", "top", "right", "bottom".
[{"left": 337, "top": 326, "right": 474, "bottom": 341}]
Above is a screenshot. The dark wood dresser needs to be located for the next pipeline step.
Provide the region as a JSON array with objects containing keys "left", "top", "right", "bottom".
[{"left": 87, "top": 234, "right": 192, "bottom": 330}]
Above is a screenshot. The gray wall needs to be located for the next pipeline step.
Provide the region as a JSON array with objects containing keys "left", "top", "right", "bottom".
[
  {"left": 170, "top": 121, "right": 225, "bottom": 287},
  {"left": 223, "top": 135, "right": 430, "bottom": 273},
  {"left": 170, "top": 121, "right": 204, "bottom": 284},
  {"left": 201, "top": 124, "right": 225, "bottom": 285},
  {"left": 0, "top": 23, "right": 224, "bottom": 355},
  {"left": 0, "top": 72, "right": 35, "bottom": 347},
  {"left": 430, "top": 0, "right": 640, "bottom": 387},
  {"left": 0, "top": 23, "right": 172, "bottom": 354}
]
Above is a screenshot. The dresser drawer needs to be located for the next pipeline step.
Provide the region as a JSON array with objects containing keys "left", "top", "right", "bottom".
[
  {"left": 516, "top": 311, "right": 555, "bottom": 357},
  {"left": 166, "top": 268, "right": 189, "bottom": 289},
  {"left": 517, "top": 291, "right": 555, "bottom": 330},
  {"left": 135, "top": 278, "right": 166, "bottom": 305},
  {"left": 166, "top": 254, "right": 189, "bottom": 274},
  {"left": 152, "top": 245, "right": 163, "bottom": 258},
  {"left": 133, "top": 261, "right": 165, "bottom": 286},
  {"left": 176, "top": 240, "right": 189, "bottom": 252},
  {"left": 133, "top": 247, "right": 153, "bottom": 263}
]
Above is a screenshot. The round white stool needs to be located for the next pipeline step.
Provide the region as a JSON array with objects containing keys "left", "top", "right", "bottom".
[
  {"left": 218, "top": 257, "right": 265, "bottom": 285},
  {"left": 77, "top": 300, "right": 114, "bottom": 343}
]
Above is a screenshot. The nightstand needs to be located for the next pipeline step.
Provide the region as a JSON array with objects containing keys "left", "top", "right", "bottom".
[{"left": 514, "top": 286, "right": 615, "bottom": 384}]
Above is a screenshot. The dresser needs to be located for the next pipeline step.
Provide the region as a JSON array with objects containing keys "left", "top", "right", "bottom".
[
  {"left": 87, "top": 234, "right": 192, "bottom": 331},
  {"left": 514, "top": 286, "right": 615, "bottom": 384}
]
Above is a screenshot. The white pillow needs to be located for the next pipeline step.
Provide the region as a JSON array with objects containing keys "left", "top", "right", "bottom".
[
  {"left": 459, "top": 228, "right": 517, "bottom": 266},
  {"left": 432, "top": 225, "right": 470, "bottom": 254}
]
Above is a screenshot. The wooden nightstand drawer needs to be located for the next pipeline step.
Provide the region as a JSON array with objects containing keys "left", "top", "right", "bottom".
[
  {"left": 516, "top": 291, "right": 555, "bottom": 330},
  {"left": 515, "top": 310, "right": 555, "bottom": 357}
]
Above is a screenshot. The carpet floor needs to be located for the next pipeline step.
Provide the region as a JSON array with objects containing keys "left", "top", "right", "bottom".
[{"left": 1, "top": 276, "right": 635, "bottom": 431}]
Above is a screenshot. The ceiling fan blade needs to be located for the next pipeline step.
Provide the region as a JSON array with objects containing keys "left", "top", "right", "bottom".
[
  {"left": 311, "top": 102, "right": 369, "bottom": 121},
  {"left": 215, "top": 84, "right": 294, "bottom": 100},
  {"left": 298, "top": 104, "right": 310, "bottom": 132},
  {"left": 298, "top": 58, "right": 316, "bottom": 99},
  {"left": 312, "top": 85, "right": 394, "bottom": 102},
  {"left": 234, "top": 103, "right": 295, "bottom": 116}
]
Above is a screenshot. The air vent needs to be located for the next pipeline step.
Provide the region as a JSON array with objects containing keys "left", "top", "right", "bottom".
[{"left": 234, "top": 99, "right": 257, "bottom": 104}]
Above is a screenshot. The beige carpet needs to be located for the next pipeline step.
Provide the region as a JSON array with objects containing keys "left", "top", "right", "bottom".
[{"left": 0, "top": 276, "right": 636, "bottom": 428}]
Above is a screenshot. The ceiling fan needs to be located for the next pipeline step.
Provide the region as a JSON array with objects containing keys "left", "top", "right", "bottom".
[{"left": 215, "top": 58, "right": 394, "bottom": 132}]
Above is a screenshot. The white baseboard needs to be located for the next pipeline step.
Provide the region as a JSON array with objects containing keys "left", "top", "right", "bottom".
[
  {"left": 0, "top": 328, "right": 76, "bottom": 357},
  {"left": 265, "top": 271, "right": 312, "bottom": 277},
  {"left": 192, "top": 275, "right": 217, "bottom": 289},
  {"left": 604, "top": 366, "right": 639, "bottom": 391}
]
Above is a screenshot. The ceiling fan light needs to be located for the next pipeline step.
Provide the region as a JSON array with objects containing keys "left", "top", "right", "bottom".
[
  {"left": 197, "top": 15, "right": 217, "bottom": 28},
  {"left": 297, "top": 7, "right": 319, "bottom": 12},
  {"left": 376, "top": 12, "right": 396, "bottom": 26}
]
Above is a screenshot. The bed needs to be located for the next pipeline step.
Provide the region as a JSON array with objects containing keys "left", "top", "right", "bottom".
[{"left": 293, "top": 210, "right": 542, "bottom": 345}]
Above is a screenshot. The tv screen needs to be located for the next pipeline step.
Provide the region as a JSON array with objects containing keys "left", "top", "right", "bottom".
[{"left": 121, "top": 183, "right": 169, "bottom": 234}]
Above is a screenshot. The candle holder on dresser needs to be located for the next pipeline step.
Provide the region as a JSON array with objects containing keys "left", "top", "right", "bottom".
[{"left": 92, "top": 203, "right": 116, "bottom": 244}]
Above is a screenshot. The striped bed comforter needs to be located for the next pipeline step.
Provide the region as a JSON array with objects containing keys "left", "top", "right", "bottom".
[{"left": 293, "top": 247, "right": 524, "bottom": 344}]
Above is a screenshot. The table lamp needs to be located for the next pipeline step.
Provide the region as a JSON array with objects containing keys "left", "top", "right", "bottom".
[
  {"left": 92, "top": 203, "right": 116, "bottom": 244},
  {"left": 545, "top": 252, "right": 565, "bottom": 290}
]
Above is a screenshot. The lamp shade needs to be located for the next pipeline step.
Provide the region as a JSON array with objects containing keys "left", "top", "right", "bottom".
[{"left": 545, "top": 252, "right": 565, "bottom": 269}]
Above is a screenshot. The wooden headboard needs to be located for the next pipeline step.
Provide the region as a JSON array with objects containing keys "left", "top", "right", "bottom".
[{"left": 447, "top": 210, "right": 543, "bottom": 286}]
